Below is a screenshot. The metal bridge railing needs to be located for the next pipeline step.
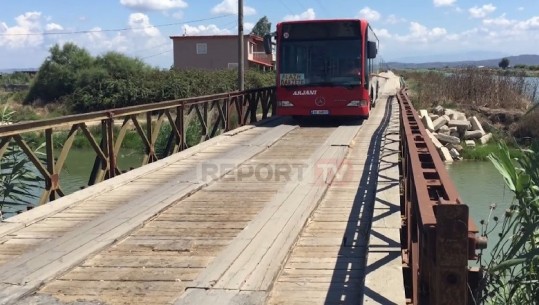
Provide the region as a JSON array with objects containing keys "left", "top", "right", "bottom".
[
  {"left": 397, "top": 87, "right": 486, "bottom": 305},
  {"left": 0, "top": 87, "right": 276, "bottom": 206}
]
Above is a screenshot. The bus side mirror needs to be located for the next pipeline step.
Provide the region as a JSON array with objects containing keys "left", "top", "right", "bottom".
[
  {"left": 264, "top": 34, "right": 273, "bottom": 55},
  {"left": 367, "top": 41, "right": 377, "bottom": 59}
]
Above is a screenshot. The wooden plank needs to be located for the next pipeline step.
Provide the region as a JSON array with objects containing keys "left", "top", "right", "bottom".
[
  {"left": 27, "top": 292, "right": 182, "bottom": 305},
  {"left": 0, "top": 223, "right": 24, "bottom": 239},
  {"left": 0, "top": 123, "right": 297, "bottom": 304},
  {"left": 266, "top": 94, "right": 404, "bottom": 305},
  {"left": 80, "top": 255, "right": 214, "bottom": 268},
  {"left": 0, "top": 121, "right": 279, "bottom": 237},
  {"left": 178, "top": 126, "right": 359, "bottom": 303},
  {"left": 188, "top": 181, "right": 302, "bottom": 289},
  {"left": 327, "top": 124, "right": 362, "bottom": 146},
  {"left": 41, "top": 279, "right": 185, "bottom": 294},
  {"left": 174, "top": 289, "right": 266, "bottom": 305},
  {"left": 217, "top": 185, "right": 313, "bottom": 289},
  {"left": 59, "top": 266, "right": 200, "bottom": 281}
]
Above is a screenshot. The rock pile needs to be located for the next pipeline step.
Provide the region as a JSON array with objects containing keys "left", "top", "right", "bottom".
[{"left": 419, "top": 106, "right": 492, "bottom": 162}]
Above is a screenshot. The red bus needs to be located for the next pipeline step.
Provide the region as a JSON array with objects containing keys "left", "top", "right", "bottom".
[{"left": 264, "top": 19, "right": 379, "bottom": 119}]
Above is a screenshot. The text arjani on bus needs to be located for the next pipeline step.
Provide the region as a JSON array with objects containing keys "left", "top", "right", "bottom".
[{"left": 292, "top": 90, "right": 317, "bottom": 96}]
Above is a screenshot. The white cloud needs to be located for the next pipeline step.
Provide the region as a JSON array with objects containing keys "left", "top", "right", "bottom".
[
  {"left": 211, "top": 0, "right": 256, "bottom": 16},
  {"left": 396, "top": 21, "right": 448, "bottom": 43},
  {"left": 433, "top": 0, "right": 456, "bottom": 7},
  {"left": 515, "top": 16, "right": 539, "bottom": 31},
  {"left": 120, "top": 0, "right": 188, "bottom": 11},
  {"left": 0, "top": 12, "right": 174, "bottom": 69},
  {"left": 182, "top": 24, "right": 232, "bottom": 35},
  {"left": 283, "top": 8, "right": 316, "bottom": 21},
  {"left": 483, "top": 14, "right": 514, "bottom": 27},
  {"left": 78, "top": 13, "right": 166, "bottom": 57},
  {"left": 244, "top": 22, "right": 254, "bottom": 33},
  {"left": 469, "top": 4, "right": 496, "bottom": 19},
  {"left": 172, "top": 11, "right": 184, "bottom": 19},
  {"left": 128, "top": 13, "right": 160, "bottom": 37},
  {"left": 45, "top": 23, "right": 63, "bottom": 31},
  {"left": 374, "top": 28, "right": 391, "bottom": 39},
  {"left": 357, "top": 7, "right": 380, "bottom": 21},
  {"left": 84, "top": 27, "right": 129, "bottom": 53},
  {"left": 0, "top": 11, "right": 43, "bottom": 48},
  {"left": 386, "top": 14, "right": 406, "bottom": 24}
]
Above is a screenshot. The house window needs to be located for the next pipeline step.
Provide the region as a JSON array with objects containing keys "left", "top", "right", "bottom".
[
  {"left": 228, "top": 63, "right": 239, "bottom": 69},
  {"left": 196, "top": 43, "right": 207, "bottom": 54}
]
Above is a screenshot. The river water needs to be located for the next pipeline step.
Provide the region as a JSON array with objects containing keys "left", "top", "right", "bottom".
[
  {"left": 1, "top": 149, "right": 143, "bottom": 218},
  {"left": 445, "top": 160, "right": 516, "bottom": 262},
  {"left": 445, "top": 161, "right": 514, "bottom": 223}
]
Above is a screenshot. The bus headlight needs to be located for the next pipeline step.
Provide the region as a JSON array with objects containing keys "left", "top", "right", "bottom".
[
  {"left": 347, "top": 100, "right": 368, "bottom": 107},
  {"left": 278, "top": 101, "right": 294, "bottom": 107}
]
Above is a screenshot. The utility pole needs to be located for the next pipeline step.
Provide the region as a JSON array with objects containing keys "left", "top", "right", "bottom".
[{"left": 238, "top": 0, "right": 245, "bottom": 91}]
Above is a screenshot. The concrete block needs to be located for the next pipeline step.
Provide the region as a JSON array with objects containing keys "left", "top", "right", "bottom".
[
  {"left": 479, "top": 133, "right": 493, "bottom": 145},
  {"left": 470, "top": 116, "right": 486, "bottom": 135},
  {"left": 432, "top": 115, "right": 449, "bottom": 131},
  {"left": 439, "top": 146, "right": 454, "bottom": 162},
  {"left": 465, "top": 140, "right": 476, "bottom": 147},
  {"left": 429, "top": 114, "right": 440, "bottom": 121},
  {"left": 435, "top": 133, "right": 461, "bottom": 145},
  {"left": 439, "top": 125, "right": 450, "bottom": 135},
  {"left": 419, "top": 109, "right": 429, "bottom": 119},
  {"left": 446, "top": 143, "right": 464, "bottom": 152},
  {"left": 448, "top": 120, "right": 471, "bottom": 132},
  {"left": 444, "top": 109, "right": 456, "bottom": 116},
  {"left": 449, "top": 111, "right": 466, "bottom": 121},
  {"left": 464, "top": 130, "right": 484, "bottom": 140},
  {"left": 449, "top": 148, "right": 461, "bottom": 160},
  {"left": 421, "top": 113, "right": 435, "bottom": 131},
  {"left": 433, "top": 105, "right": 444, "bottom": 115},
  {"left": 450, "top": 131, "right": 461, "bottom": 138},
  {"left": 426, "top": 130, "right": 443, "bottom": 149},
  {"left": 456, "top": 112, "right": 467, "bottom": 121}
]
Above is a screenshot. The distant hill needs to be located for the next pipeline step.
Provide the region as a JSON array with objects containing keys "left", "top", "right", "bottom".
[
  {"left": 0, "top": 68, "right": 38, "bottom": 74},
  {"left": 387, "top": 54, "right": 539, "bottom": 70}
]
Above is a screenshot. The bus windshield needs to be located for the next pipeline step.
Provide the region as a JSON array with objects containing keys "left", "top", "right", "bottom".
[{"left": 279, "top": 39, "right": 362, "bottom": 87}]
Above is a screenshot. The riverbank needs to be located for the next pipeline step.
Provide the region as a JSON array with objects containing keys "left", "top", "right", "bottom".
[{"left": 400, "top": 68, "right": 538, "bottom": 160}]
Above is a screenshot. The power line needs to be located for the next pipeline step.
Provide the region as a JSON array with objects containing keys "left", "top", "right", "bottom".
[
  {"left": 278, "top": 0, "right": 296, "bottom": 15},
  {"left": 140, "top": 49, "right": 173, "bottom": 59},
  {"left": 313, "top": 0, "right": 331, "bottom": 16},
  {"left": 129, "top": 42, "right": 171, "bottom": 56},
  {"left": 0, "top": 15, "right": 234, "bottom": 37},
  {"left": 293, "top": 0, "right": 307, "bottom": 11}
]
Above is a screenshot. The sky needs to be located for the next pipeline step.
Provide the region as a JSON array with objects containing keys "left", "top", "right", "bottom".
[{"left": 1, "top": 0, "right": 539, "bottom": 70}]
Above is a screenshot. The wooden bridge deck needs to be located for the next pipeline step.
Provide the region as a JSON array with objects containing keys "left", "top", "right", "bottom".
[{"left": 0, "top": 74, "right": 404, "bottom": 305}]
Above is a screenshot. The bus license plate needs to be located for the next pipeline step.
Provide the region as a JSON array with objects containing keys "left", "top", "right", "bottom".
[{"left": 311, "top": 110, "right": 329, "bottom": 115}]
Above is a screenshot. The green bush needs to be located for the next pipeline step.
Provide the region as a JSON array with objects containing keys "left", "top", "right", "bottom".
[
  {"left": 476, "top": 143, "right": 539, "bottom": 304},
  {"left": 26, "top": 43, "right": 94, "bottom": 104},
  {"left": 24, "top": 42, "right": 275, "bottom": 114}
]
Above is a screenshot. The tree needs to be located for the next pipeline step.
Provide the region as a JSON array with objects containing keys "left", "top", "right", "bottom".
[
  {"left": 499, "top": 57, "right": 510, "bottom": 69},
  {"left": 25, "top": 43, "right": 94, "bottom": 104},
  {"left": 251, "top": 16, "right": 271, "bottom": 37}
]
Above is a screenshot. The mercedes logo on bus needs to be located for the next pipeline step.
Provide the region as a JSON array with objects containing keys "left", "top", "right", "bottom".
[{"left": 315, "top": 97, "right": 326, "bottom": 106}]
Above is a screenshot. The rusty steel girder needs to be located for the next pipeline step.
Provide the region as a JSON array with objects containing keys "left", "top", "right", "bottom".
[
  {"left": 0, "top": 87, "right": 276, "bottom": 206},
  {"left": 397, "top": 87, "right": 485, "bottom": 305}
]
